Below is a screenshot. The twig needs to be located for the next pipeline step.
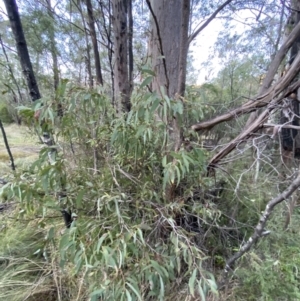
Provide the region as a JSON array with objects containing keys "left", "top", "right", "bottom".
[
  {"left": 188, "top": 0, "right": 233, "bottom": 44},
  {"left": 0, "top": 119, "right": 15, "bottom": 171},
  {"left": 262, "top": 123, "right": 300, "bottom": 130},
  {"left": 225, "top": 170, "right": 300, "bottom": 274}
]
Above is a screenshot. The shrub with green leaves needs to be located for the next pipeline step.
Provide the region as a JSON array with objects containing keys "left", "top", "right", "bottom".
[{"left": 0, "top": 81, "right": 221, "bottom": 300}]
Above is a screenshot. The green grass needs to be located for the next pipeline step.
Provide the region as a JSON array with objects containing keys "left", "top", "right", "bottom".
[{"left": 0, "top": 124, "right": 40, "bottom": 172}]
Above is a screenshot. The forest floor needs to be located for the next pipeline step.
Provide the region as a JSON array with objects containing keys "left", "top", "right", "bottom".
[{"left": 0, "top": 123, "right": 40, "bottom": 174}]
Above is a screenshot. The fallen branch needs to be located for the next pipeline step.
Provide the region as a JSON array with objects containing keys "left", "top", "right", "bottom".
[
  {"left": 192, "top": 51, "right": 300, "bottom": 132},
  {"left": 207, "top": 78, "right": 300, "bottom": 169},
  {"left": 225, "top": 170, "right": 300, "bottom": 273}
]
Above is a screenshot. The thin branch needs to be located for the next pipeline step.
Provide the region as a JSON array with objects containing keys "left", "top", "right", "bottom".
[
  {"left": 188, "top": 0, "right": 233, "bottom": 45},
  {"left": 225, "top": 170, "right": 300, "bottom": 273},
  {"left": 0, "top": 119, "right": 15, "bottom": 171},
  {"left": 263, "top": 123, "right": 300, "bottom": 130}
]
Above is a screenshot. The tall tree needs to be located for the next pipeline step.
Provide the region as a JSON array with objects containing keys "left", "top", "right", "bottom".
[
  {"left": 147, "top": 0, "right": 233, "bottom": 200},
  {"left": 147, "top": 0, "right": 189, "bottom": 201},
  {"left": 3, "top": 0, "right": 41, "bottom": 101},
  {"left": 85, "top": 0, "right": 103, "bottom": 85},
  {"left": 128, "top": 0, "right": 133, "bottom": 96},
  {"left": 46, "top": 0, "right": 60, "bottom": 91},
  {"left": 112, "top": 0, "right": 131, "bottom": 112},
  {"left": 73, "top": 0, "right": 94, "bottom": 87}
]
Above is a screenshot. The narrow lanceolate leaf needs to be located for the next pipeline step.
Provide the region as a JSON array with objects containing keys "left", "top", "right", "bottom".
[
  {"left": 96, "top": 233, "right": 107, "bottom": 253},
  {"left": 188, "top": 268, "right": 197, "bottom": 297},
  {"left": 126, "top": 282, "right": 142, "bottom": 300},
  {"left": 140, "top": 76, "right": 153, "bottom": 89},
  {"left": 141, "top": 67, "right": 155, "bottom": 76},
  {"left": 159, "top": 275, "right": 165, "bottom": 300},
  {"left": 125, "top": 289, "right": 132, "bottom": 301},
  {"left": 197, "top": 280, "right": 206, "bottom": 301}
]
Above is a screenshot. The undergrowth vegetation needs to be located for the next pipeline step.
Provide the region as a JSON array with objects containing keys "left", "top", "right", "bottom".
[{"left": 1, "top": 81, "right": 300, "bottom": 300}]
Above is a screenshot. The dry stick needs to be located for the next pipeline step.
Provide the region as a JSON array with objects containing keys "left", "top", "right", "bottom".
[
  {"left": 0, "top": 119, "right": 15, "bottom": 171},
  {"left": 225, "top": 170, "right": 300, "bottom": 273}
]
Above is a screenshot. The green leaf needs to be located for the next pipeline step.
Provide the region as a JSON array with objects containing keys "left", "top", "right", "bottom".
[
  {"left": 189, "top": 268, "right": 197, "bottom": 297},
  {"left": 198, "top": 280, "right": 206, "bottom": 301},
  {"left": 46, "top": 227, "right": 55, "bottom": 240},
  {"left": 150, "top": 260, "right": 163, "bottom": 276},
  {"left": 76, "top": 190, "right": 85, "bottom": 208},
  {"left": 125, "top": 289, "right": 132, "bottom": 301},
  {"left": 90, "top": 289, "right": 104, "bottom": 297},
  {"left": 207, "top": 278, "right": 218, "bottom": 294},
  {"left": 141, "top": 67, "right": 155, "bottom": 76},
  {"left": 150, "top": 98, "right": 161, "bottom": 114},
  {"left": 159, "top": 275, "right": 164, "bottom": 300},
  {"left": 140, "top": 76, "right": 153, "bottom": 89},
  {"left": 137, "top": 228, "right": 145, "bottom": 245},
  {"left": 59, "top": 234, "right": 70, "bottom": 251},
  {"left": 126, "top": 282, "right": 142, "bottom": 300}
]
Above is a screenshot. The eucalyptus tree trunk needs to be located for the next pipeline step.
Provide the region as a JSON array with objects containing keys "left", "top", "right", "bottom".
[
  {"left": 148, "top": 0, "right": 190, "bottom": 147},
  {"left": 98, "top": 0, "right": 115, "bottom": 104},
  {"left": 75, "top": 0, "right": 93, "bottom": 87},
  {"left": 148, "top": 0, "right": 190, "bottom": 201},
  {"left": 85, "top": 0, "right": 103, "bottom": 85},
  {"left": 128, "top": 0, "right": 133, "bottom": 96},
  {"left": 112, "top": 0, "right": 131, "bottom": 112},
  {"left": 4, "top": 0, "right": 41, "bottom": 101}
]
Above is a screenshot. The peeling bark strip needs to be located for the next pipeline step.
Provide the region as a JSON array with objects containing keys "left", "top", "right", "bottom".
[
  {"left": 225, "top": 171, "right": 300, "bottom": 273},
  {"left": 3, "top": 0, "right": 41, "bottom": 102}
]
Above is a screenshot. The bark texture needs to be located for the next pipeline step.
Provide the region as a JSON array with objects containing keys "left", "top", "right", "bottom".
[
  {"left": 280, "top": 0, "right": 300, "bottom": 158},
  {"left": 4, "top": 0, "right": 41, "bottom": 101},
  {"left": 147, "top": 0, "right": 190, "bottom": 201},
  {"left": 148, "top": 0, "right": 182, "bottom": 98},
  {"left": 112, "top": 0, "right": 131, "bottom": 112}
]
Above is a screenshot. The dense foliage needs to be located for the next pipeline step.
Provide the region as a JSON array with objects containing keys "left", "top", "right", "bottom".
[{"left": 1, "top": 0, "right": 300, "bottom": 300}]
